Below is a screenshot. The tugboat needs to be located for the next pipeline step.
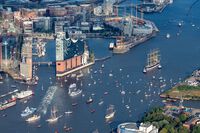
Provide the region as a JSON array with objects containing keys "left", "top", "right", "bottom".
[
  {"left": 46, "top": 107, "right": 62, "bottom": 123},
  {"left": 143, "top": 49, "right": 162, "bottom": 73},
  {"left": 105, "top": 105, "right": 116, "bottom": 120},
  {"left": 68, "top": 83, "right": 82, "bottom": 97},
  {"left": 21, "top": 106, "right": 37, "bottom": 117},
  {"left": 26, "top": 114, "right": 40, "bottom": 122},
  {"left": 86, "top": 97, "right": 93, "bottom": 104}
]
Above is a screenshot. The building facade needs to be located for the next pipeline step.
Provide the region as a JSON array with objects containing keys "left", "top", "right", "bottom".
[{"left": 56, "top": 32, "right": 91, "bottom": 76}]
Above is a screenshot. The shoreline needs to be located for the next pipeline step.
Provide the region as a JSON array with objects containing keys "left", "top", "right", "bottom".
[{"left": 160, "top": 69, "right": 200, "bottom": 101}]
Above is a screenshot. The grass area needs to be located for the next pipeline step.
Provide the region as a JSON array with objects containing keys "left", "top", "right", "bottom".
[{"left": 163, "top": 85, "right": 200, "bottom": 100}]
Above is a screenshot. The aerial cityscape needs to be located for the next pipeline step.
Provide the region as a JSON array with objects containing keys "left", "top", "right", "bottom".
[{"left": 0, "top": 0, "right": 200, "bottom": 132}]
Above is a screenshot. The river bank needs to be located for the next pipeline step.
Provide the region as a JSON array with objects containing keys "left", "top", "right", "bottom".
[{"left": 160, "top": 70, "right": 200, "bottom": 100}]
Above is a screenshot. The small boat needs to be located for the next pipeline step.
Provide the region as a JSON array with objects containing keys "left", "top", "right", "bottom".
[
  {"left": 98, "top": 100, "right": 104, "bottom": 105},
  {"left": 72, "top": 102, "right": 78, "bottom": 106},
  {"left": 109, "top": 42, "right": 114, "bottom": 50},
  {"left": 86, "top": 97, "right": 93, "bottom": 104},
  {"left": 26, "top": 115, "right": 41, "bottom": 122},
  {"left": 64, "top": 126, "right": 72, "bottom": 132},
  {"left": 104, "top": 92, "right": 108, "bottom": 95},
  {"left": 121, "top": 90, "right": 125, "bottom": 95},
  {"left": 21, "top": 107, "right": 37, "bottom": 117},
  {"left": 46, "top": 107, "right": 62, "bottom": 123},
  {"left": 178, "top": 22, "right": 182, "bottom": 27},
  {"left": 68, "top": 83, "right": 82, "bottom": 97},
  {"left": 166, "top": 33, "right": 170, "bottom": 39},
  {"left": 90, "top": 109, "right": 96, "bottom": 113},
  {"left": 105, "top": 105, "right": 116, "bottom": 120},
  {"left": 65, "top": 111, "right": 73, "bottom": 115}
]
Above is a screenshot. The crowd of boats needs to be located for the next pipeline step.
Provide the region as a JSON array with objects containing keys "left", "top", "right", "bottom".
[{"left": 0, "top": 89, "right": 34, "bottom": 111}]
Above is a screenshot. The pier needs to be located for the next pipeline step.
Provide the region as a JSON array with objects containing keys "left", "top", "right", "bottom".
[
  {"left": 0, "top": 89, "right": 18, "bottom": 99},
  {"left": 33, "top": 62, "right": 55, "bottom": 66},
  {"left": 95, "top": 56, "right": 111, "bottom": 62}
]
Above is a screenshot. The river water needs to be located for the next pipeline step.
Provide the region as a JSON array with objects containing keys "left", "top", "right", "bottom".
[{"left": 0, "top": 0, "right": 200, "bottom": 132}]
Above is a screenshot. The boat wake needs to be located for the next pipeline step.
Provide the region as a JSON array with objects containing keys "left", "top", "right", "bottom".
[{"left": 37, "top": 86, "right": 58, "bottom": 115}]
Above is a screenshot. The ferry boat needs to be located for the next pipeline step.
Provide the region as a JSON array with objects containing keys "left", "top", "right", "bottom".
[
  {"left": 105, "top": 105, "right": 116, "bottom": 120},
  {"left": 21, "top": 107, "right": 37, "bottom": 117},
  {"left": 68, "top": 83, "right": 82, "bottom": 97},
  {"left": 46, "top": 107, "right": 62, "bottom": 123},
  {"left": 26, "top": 115, "right": 40, "bottom": 122},
  {"left": 0, "top": 97, "right": 16, "bottom": 111},
  {"left": 14, "top": 90, "right": 34, "bottom": 99},
  {"left": 143, "top": 49, "right": 161, "bottom": 73}
]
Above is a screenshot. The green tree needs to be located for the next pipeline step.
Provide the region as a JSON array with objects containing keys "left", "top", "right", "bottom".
[
  {"left": 192, "top": 125, "right": 200, "bottom": 133},
  {"left": 179, "top": 113, "right": 188, "bottom": 122},
  {"left": 160, "top": 127, "right": 168, "bottom": 133},
  {"left": 178, "top": 126, "right": 189, "bottom": 133}
]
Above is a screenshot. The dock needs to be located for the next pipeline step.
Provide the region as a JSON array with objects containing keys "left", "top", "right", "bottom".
[
  {"left": 56, "top": 62, "right": 95, "bottom": 77},
  {"left": 0, "top": 89, "right": 18, "bottom": 99}
]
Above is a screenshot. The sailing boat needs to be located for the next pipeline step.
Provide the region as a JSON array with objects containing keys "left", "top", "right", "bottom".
[
  {"left": 46, "top": 107, "right": 62, "bottom": 123},
  {"left": 143, "top": 49, "right": 162, "bottom": 73}
]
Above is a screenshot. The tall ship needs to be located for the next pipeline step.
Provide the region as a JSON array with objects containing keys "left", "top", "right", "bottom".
[
  {"left": 105, "top": 105, "right": 116, "bottom": 120},
  {"left": 46, "top": 107, "right": 62, "bottom": 123},
  {"left": 0, "top": 97, "right": 16, "bottom": 111},
  {"left": 143, "top": 49, "right": 162, "bottom": 73},
  {"left": 113, "top": 37, "right": 130, "bottom": 54},
  {"left": 14, "top": 90, "right": 34, "bottom": 99},
  {"left": 68, "top": 83, "right": 82, "bottom": 97}
]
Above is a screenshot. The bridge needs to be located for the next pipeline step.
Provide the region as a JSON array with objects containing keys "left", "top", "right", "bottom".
[{"left": 33, "top": 62, "right": 56, "bottom": 66}]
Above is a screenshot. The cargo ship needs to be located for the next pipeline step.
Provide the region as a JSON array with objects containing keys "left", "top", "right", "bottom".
[
  {"left": 0, "top": 97, "right": 17, "bottom": 111},
  {"left": 143, "top": 49, "right": 162, "bottom": 73},
  {"left": 14, "top": 90, "right": 34, "bottom": 99}
]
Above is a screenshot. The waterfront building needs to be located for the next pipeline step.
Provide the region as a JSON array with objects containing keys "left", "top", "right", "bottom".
[
  {"left": 93, "top": 6, "right": 103, "bottom": 16},
  {"left": 20, "top": 37, "right": 32, "bottom": 80},
  {"left": 0, "top": 43, "right": 2, "bottom": 70},
  {"left": 56, "top": 32, "right": 93, "bottom": 77},
  {"left": 54, "top": 21, "right": 65, "bottom": 33},
  {"left": 48, "top": 6, "right": 66, "bottom": 17},
  {"left": 103, "top": 0, "right": 116, "bottom": 15},
  {"left": 33, "top": 17, "right": 52, "bottom": 32},
  {"left": 117, "top": 122, "right": 158, "bottom": 133},
  {"left": 23, "top": 21, "right": 33, "bottom": 34}
]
